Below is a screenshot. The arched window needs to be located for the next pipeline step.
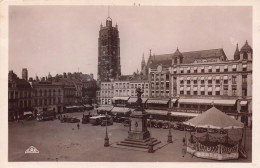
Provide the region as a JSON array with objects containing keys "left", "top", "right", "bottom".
[{"left": 243, "top": 52, "right": 248, "bottom": 60}]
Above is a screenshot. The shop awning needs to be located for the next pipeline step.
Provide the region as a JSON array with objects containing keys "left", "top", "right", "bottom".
[
  {"left": 24, "top": 111, "right": 33, "bottom": 115},
  {"left": 180, "top": 87, "right": 184, "bottom": 91},
  {"left": 240, "top": 100, "right": 248, "bottom": 106},
  {"left": 147, "top": 99, "right": 170, "bottom": 104},
  {"left": 216, "top": 76, "right": 220, "bottom": 80},
  {"left": 111, "top": 107, "right": 131, "bottom": 113},
  {"left": 213, "top": 99, "right": 237, "bottom": 106},
  {"left": 193, "top": 77, "right": 197, "bottom": 80},
  {"left": 208, "top": 77, "right": 212, "bottom": 80},
  {"left": 170, "top": 112, "right": 199, "bottom": 117},
  {"left": 83, "top": 104, "right": 92, "bottom": 108},
  {"left": 96, "top": 106, "right": 113, "bottom": 112},
  {"left": 112, "top": 97, "right": 130, "bottom": 101},
  {"left": 178, "top": 98, "right": 213, "bottom": 105},
  {"left": 171, "top": 98, "right": 178, "bottom": 103},
  {"left": 232, "top": 65, "right": 237, "bottom": 68},
  {"left": 146, "top": 109, "right": 169, "bottom": 116},
  {"left": 194, "top": 67, "right": 197, "bottom": 70},
  {"left": 187, "top": 77, "right": 190, "bottom": 80},
  {"left": 128, "top": 97, "right": 148, "bottom": 103},
  {"left": 200, "top": 77, "right": 204, "bottom": 80},
  {"left": 186, "top": 87, "right": 191, "bottom": 91}
]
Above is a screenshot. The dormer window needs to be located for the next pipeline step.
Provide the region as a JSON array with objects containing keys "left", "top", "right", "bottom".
[
  {"left": 242, "top": 64, "right": 247, "bottom": 71},
  {"left": 216, "top": 66, "right": 220, "bottom": 72},
  {"left": 243, "top": 52, "right": 248, "bottom": 60},
  {"left": 224, "top": 65, "right": 228, "bottom": 72},
  {"left": 201, "top": 67, "right": 205, "bottom": 73},
  {"left": 232, "top": 65, "right": 237, "bottom": 72},
  {"left": 208, "top": 66, "right": 212, "bottom": 73},
  {"left": 187, "top": 67, "right": 190, "bottom": 73}
]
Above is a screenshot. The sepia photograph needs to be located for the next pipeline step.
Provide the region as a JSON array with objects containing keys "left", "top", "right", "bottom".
[{"left": 1, "top": 0, "right": 260, "bottom": 167}]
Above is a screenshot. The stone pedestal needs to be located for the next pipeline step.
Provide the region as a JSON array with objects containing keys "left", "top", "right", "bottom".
[{"left": 115, "top": 110, "right": 161, "bottom": 151}]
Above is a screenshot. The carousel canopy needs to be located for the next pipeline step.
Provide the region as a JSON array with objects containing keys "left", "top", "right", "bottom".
[{"left": 183, "top": 107, "right": 244, "bottom": 129}]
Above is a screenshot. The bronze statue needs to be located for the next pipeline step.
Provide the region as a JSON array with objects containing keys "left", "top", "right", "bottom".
[{"left": 136, "top": 87, "right": 144, "bottom": 111}]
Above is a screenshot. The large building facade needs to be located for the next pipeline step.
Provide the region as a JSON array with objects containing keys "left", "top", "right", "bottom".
[
  {"left": 97, "top": 17, "right": 121, "bottom": 83},
  {"left": 148, "top": 41, "right": 252, "bottom": 126}
]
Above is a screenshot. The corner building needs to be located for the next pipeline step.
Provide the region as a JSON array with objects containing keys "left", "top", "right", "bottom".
[
  {"left": 149, "top": 41, "right": 252, "bottom": 127},
  {"left": 98, "top": 17, "right": 121, "bottom": 83}
]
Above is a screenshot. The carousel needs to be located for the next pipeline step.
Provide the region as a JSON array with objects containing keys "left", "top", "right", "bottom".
[{"left": 183, "top": 107, "right": 246, "bottom": 160}]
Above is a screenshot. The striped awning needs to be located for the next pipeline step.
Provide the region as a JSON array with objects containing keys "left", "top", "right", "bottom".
[
  {"left": 112, "top": 97, "right": 130, "bottom": 101},
  {"left": 147, "top": 99, "right": 170, "bottom": 104},
  {"left": 171, "top": 112, "right": 199, "bottom": 117},
  {"left": 146, "top": 109, "right": 168, "bottom": 116},
  {"left": 213, "top": 99, "right": 237, "bottom": 106},
  {"left": 111, "top": 107, "right": 131, "bottom": 113},
  {"left": 178, "top": 98, "right": 214, "bottom": 105},
  {"left": 128, "top": 97, "right": 148, "bottom": 103}
]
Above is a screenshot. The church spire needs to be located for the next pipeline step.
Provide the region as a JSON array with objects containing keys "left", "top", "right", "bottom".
[{"left": 234, "top": 43, "right": 240, "bottom": 60}]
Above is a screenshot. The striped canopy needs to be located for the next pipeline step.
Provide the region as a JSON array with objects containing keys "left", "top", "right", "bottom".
[{"left": 183, "top": 107, "right": 244, "bottom": 129}]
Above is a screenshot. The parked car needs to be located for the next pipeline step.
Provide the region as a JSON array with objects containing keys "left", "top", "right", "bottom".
[
  {"left": 82, "top": 113, "right": 92, "bottom": 124},
  {"left": 100, "top": 116, "right": 113, "bottom": 126},
  {"left": 89, "top": 115, "right": 107, "bottom": 125},
  {"left": 36, "top": 111, "right": 56, "bottom": 121},
  {"left": 67, "top": 117, "right": 80, "bottom": 123}
]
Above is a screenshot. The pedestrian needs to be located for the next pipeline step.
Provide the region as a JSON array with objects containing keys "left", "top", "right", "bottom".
[
  {"left": 77, "top": 122, "right": 80, "bottom": 129},
  {"left": 182, "top": 146, "right": 186, "bottom": 157},
  {"left": 182, "top": 137, "right": 186, "bottom": 146}
]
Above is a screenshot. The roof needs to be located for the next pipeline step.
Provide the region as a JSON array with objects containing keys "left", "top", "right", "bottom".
[
  {"left": 13, "top": 79, "right": 32, "bottom": 89},
  {"left": 150, "top": 48, "right": 226, "bottom": 68},
  {"left": 240, "top": 40, "right": 252, "bottom": 53},
  {"left": 183, "top": 107, "right": 244, "bottom": 129}
]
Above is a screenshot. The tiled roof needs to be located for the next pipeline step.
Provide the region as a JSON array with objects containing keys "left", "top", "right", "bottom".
[{"left": 150, "top": 48, "right": 226, "bottom": 68}]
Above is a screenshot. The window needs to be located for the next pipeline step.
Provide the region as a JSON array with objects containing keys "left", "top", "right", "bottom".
[
  {"left": 224, "top": 79, "right": 228, "bottom": 84},
  {"left": 180, "top": 79, "right": 184, "bottom": 84},
  {"left": 243, "top": 53, "right": 248, "bottom": 60},
  {"left": 201, "top": 79, "right": 205, "bottom": 84},
  {"left": 216, "top": 78, "right": 220, "bottom": 84},
  {"left": 180, "top": 91, "right": 184, "bottom": 95},
  {"left": 208, "top": 79, "right": 212, "bottom": 84},
  {"left": 223, "top": 87, "right": 228, "bottom": 95},
  {"left": 180, "top": 69, "right": 184, "bottom": 73},
  {"left": 232, "top": 87, "right": 237, "bottom": 96},
  {"left": 194, "top": 68, "right": 197, "bottom": 73},
  {"left": 187, "top": 91, "right": 190, "bottom": 95},
  {"left": 243, "top": 65, "right": 247, "bottom": 71},
  {"left": 242, "top": 75, "right": 247, "bottom": 84},
  {"left": 232, "top": 76, "right": 236, "bottom": 84},
  {"left": 208, "top": 91, "right": 212, "bottom": 95},
  {"left": 216, "top": 67, "right": 220, "bottom": 72},
  {"left": 194, "top": 80, "right": 197, "bottom": 84},
  {"left": 187, "top": 80, "right": 190, "bottom": 84},
  {"left": 187, "top": 69, "right": 190, "bottom": 73},
  {"left": 201, "top": 91, "right": 205, "bottom": 95},
  {"left": 216, "top": 91, "right": 220, "bottom": 95},
  {"left": 224, "top": 66, "right": 228, "bottom": 72},
  {"left": 166, "top": 74, "right": 169, "bottom": 81},
  {"left": 208, "top": 68, "right": 212, "bottom": 73},
  {"left": 194, "top": 91, "right": 197, "bottom": 95},
  {"left": 232, "top": 65, "right": 237, "bottom": 72},
  {"left": 201, "top": 68, "right": 205, "bottom": 73},
  {"left": 242, "top": 88, "right": 247, "bottom": 97}
]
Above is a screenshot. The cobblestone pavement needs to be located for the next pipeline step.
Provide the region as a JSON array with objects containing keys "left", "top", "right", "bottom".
[{"left": 8, "top": 112, "right": 252, "bottom": 162}]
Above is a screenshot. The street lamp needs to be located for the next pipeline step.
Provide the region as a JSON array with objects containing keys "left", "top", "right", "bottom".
[
  {"left": 104, "top": 112, "right": 109, "bottom": 147},
  {"left": 167, "top": 111, "right": 173, "bottom": 143},
  {"left": 148, "top": 114, "right": 154, "bottom": 153}
]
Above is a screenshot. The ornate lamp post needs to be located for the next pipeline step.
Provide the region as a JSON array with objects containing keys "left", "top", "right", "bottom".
[
  {"left": 167, "top": 111, "right": 173, "bottom": 143},
  {"left": 104, "top": 112, "right": 109, "bottom": 147},
  {"left": 148, "top": 114, "right": 154, "bottom": 153}
]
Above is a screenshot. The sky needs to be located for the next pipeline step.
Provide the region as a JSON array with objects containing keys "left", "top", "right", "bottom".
[{"left": 9, "top": 6, "right": 252, "bottom": 80}]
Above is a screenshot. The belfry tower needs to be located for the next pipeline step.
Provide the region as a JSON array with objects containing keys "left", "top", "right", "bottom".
[{"left": 97, "top": 16, "right": 121, "bottom": 83}]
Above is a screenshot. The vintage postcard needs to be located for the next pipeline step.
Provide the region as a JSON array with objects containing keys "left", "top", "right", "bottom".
[{"left": 1, "top": 0, "right": 260, "bottom": 168}]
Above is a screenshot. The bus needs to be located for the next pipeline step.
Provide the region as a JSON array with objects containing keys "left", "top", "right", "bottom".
[{"left": 36, "top": 111, "right": 56, "bottom": 121}]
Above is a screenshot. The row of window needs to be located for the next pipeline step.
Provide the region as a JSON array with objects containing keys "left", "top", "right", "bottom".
[
  {"left": 172, "top": 64, "right": 247, "bottom": 74},
  {"left": 34, "top": 98, "right": 62, "bottom": 106},
  {"left": 35, "top": 89, "right": 61, "bottom": 97},
  {"left": 101, "top": 83, "right": 149, "bottom": 89}
]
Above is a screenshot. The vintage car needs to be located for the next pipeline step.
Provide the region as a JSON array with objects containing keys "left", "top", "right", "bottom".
[
  {"left": 82, "top": 113, "right": 92, "bottom": 124},
  {"left": 89, "top": 115, "right": 107, "bottom": 125},
  {"left": 67, "top": 117, "right": 80, "bottom": 123},
  {"left": 100, "top": 116, "right": 113, "bottom": 126}
]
